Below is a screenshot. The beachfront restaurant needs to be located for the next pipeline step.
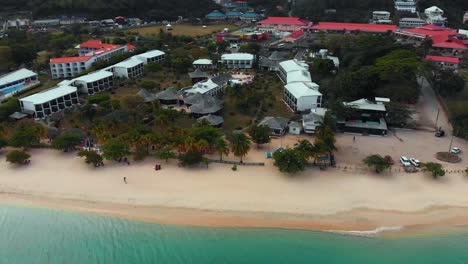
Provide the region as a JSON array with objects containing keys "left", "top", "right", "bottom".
[
  {"left": 19, "top": 85, "right": 79, "bottom": 118},
  {"left": 339, "top": 98, "right": 389, "bottom": 136},
  {"left": 0, "top": 69, "right": 39, "bottom": 98}
]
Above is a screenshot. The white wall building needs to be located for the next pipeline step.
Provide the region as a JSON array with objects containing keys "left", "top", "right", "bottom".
[
  {"left": 372, "top": 11, "right": 391, "bottom": 21},
  {"left": 278, "top": 59, "right": 309, "bottom": 83},
  {"left": 399, "top": 17, "right": 426, "bottom": 28},
  {"left": 19, "top": 85, "right": 79, "bottom": 118},
  {"left": 283, "top": 81, "right": 322, "bottom": 112},
  {"left": 394, "top": 0, "right": 416, "bottom": 13},
  {"left": 105, "top": 58, "right": 144, "bottom": 79},
  {"left": 187, "top": 79, "right": 223, "bottom": 96},
  {"left": 50, "top": 56, "right": 96, "bottom": 79},
  {"left": 72, "top": 71, "right": 114, "bottom": 95},
  {"left": 0, "top": 69, "right": 39, "bottom": 97},
  {"left": 221, "top": 53, "right": 255, "bottom": 69},
  {"left": 132, "top": 50, "right": 166, "bottom": 64},
  {"left": 193, "top": 59, "right": 215, "bottom": 69},
  {"left": 424, "top": 6, "right": 446, "bottom": 25}
]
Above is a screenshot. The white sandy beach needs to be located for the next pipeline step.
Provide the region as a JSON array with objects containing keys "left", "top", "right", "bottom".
[{"left": 1, "top": 130, "right": 468, "bottom": 231}]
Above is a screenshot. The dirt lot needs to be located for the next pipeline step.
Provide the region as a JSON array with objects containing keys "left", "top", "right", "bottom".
[{"left": 126, "top": 24, "right": 239, "bottom": 37}]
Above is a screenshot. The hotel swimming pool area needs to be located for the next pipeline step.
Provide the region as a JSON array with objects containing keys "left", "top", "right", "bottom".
[{"left": 0, "top": 82, "right": 39, "bottom": 101}]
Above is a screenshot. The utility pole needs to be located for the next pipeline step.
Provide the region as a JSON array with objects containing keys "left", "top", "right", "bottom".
[
  {"left": 448, "top": 129, "right": 455, "bottom": 153},
  {"left": 434, "top": 108, "right": 439, "bottom": 131}
]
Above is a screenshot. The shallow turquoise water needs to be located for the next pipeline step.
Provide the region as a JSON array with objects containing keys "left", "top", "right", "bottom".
[{"left": 1, "top": 206, "right": 468, "bottom": 264}]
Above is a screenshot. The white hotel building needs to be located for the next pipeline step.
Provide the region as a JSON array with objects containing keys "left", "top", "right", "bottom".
[
  {"left": 132, "top": 50, "right": 166, "bottom": 64},
  {"left": 221, "top": 53, "right": 255, "bottom": 69},
  {"left": 50, "top": 56, "right": 96, "bottom": 79},
  {"left": 72, "top": 71, "right": 114, "bottom": 95},
  {"left": 0, "top": 69, "right": 39, "bottom": 99},
  {"left": 19, "top": 85, "right": 79, "bottom": 118},
  {"left": 104, "top": 58, "right": 144, "bottom": 79}
]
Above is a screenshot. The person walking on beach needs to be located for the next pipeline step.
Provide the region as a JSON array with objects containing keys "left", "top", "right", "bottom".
[
  {"left": 353, "top": 136, "right": 356, "bottom": 143},
  {"left": 123, "top": 177, "right": 127, "bottom": 184}
]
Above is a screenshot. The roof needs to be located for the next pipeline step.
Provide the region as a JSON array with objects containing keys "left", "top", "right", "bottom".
[
  {"left": 241, "top": 12, "right": 260, "bottom": 18},
  {"left": 310, "top": 22, "right": 396, "bottom": 33},
  {"left": 279, "top": 60, "right": 309, "bottom": 73},
  {"left": 226, "top": 11, "right": 243, "bottom": 17},
  {"left": 221, "top": 53, "right": 254, "bottom": 60},
  {"left": 211, "top": 73, "right": 233, "bottom": 85},
  {"left": 50, "top": 56, "right": 93, "bottom": 64},
  {"left": 286, "top": 70, "right": 311, "bottom": 83},
  {"left": 134, "top": 50, "right": 165, "bottom": 59},
  {"left": 268, "top": 51, "right": 289, "bottom": 61},
  {"left": 432, "top": 41, "right": 468, "bottom": 50},
  {"left": 80, "top": 39, "right": 106, "bottom": 49},
  {"left": 259, "top": 116, "right": 289, "bottom": 130},
  {"left": 126, "top": 44, "right": 136, "bottom": 50},
  {"left": 188, "top": 68, "right": 209, "bottom": 79},
  {"left": 193, "top": 59, "right": 213, "bottom": 65},
  {"left": 73, "top": 71, "right": 113, "bottom": 83},
  {"left": 344, "top": 99, "right": 386, "bottom": 112},
  {"left": 9, "top": 112, "right": 28, "bottom": 120},
  {"left": 190, "top": 79, "right": 219, "bottom": 94},
  {"left": 425, "top": 55, "right": 460, "bottom": 64},
  {"left": 197, "top": 114, "right": 224, "bottom": 126},
  {"left": 285, "top": 29, "right": 304, "bottom": 40},
  {"left": 206, "top": 10, "right": 226, "bottom": 18},
  {"left": 425, "top": 6, "right": 443, "bottom": 13},
  {"left": 20, "top": 85, "right": 77, "bottom": 105},
  {"left": 155, "top": 87, "right": 179, "bottom": 101},
  {"left": 113, "top": 58, "right": 143, "bottom": 68},
  {"left": 285, "top": 82, "right": 321, "bottom": 98},
  {"left": 258, "top": 17, "right": 310, "bottom": 25},
  {"left": 190, "top": 95, "right": 223, "bottom": 114},
  {"left": 0, "top": 68, "right": 37, "bottom": 86}
]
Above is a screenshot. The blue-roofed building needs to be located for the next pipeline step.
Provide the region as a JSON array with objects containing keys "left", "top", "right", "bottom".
[
  {"left": 206, "top": 10, "right": 227, "bottom": 20},
  {"left": 226, "top": 11, "right": 243, "bottom": 19},
  {"left": 240, "top": 11, "right": 261, "bottom": 21}
]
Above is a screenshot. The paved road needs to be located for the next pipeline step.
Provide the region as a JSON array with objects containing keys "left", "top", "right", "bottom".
[{"left": 417, "top": 76, "right": 452, "bottom": 133}]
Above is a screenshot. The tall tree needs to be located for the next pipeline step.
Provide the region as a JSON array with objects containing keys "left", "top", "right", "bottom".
[
  {"left": 6, "top": 150, "right": 30, "bottom": 165},
  {"left": 363, "top": 154, "right": 392, "bottom": 174},
  {"left": 214, "top": 137, "right": 230, "bottom": 161},
  {"left": 52, "top": 134, "right": 82, "bottom": 152},
  {"left": 248, "top": 124, "right": 271, "bottom": 148},
  {"left": 78, "top": 150, "right": 103, "bottom": 167},
  {"left": 102, "top": 138, "right": 130, "bottom": 161},
  {"left": 273, "top": 148, "right": 307, "bottom": 174},
  {"left": 421, "top": 162, "right": 445, "bottom": 179},
  {"left": 229, "top": 132, "right": 251, "bottom": 163}
]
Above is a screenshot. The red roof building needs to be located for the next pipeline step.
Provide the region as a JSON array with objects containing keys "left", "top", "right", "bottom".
[
  {"left": 50, "top": 56, "right": 93, "bottom": 64},
  {"left": 424, "top": 55, "right": 460, "bottom": 64},
  {"left": 257, "top": 17, "right": 311, "bottom": 32},
  {"left": 309, "top": 22, "right": 397, "bottom": 33},
  {"left": 398, "top": 25, "right": 468, "bottom": 52},
  {"left": 79, "top": 39, "right": 122, "bottom": 56}
]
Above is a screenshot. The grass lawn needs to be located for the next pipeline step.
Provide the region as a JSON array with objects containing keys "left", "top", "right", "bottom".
[{"left": 126, "top": 24, "right": 239, "bottom": 37}]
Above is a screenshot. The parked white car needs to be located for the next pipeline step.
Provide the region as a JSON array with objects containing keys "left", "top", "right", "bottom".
[
  {"left": 451, "top": 147, "right": 461, "bottom": 154},
  {"left": 409, "top": 158, "right": 421, "bottom": 167},
  {"left": 400, "top": 156, "right": 411, "bottom": 167}
]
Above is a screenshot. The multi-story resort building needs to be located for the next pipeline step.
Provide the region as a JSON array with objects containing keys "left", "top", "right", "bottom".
[
  {"left": 132, "top": 50, "right": 166, "bottom": 64},
  {"left": 72, "top": 71, "right": 115, "bottom": 95},
  {"left": 394, "top": 0, "right": 417, "bottom": 13},
  {"left": 257, "top": 17, "right": 311, "bottom": 33},
  {"left": 221, "top": 53, "right": 255, "bottom": 69},
  {"left": 50, "top": 56, "right": 95, "bottom": 79},
  {"left": 424, "top": 6, "right": 446, "bottom": 26},
  {"left": 105, "top": 58, "right": 144, "bottom": 79},
  {"left": 424, "top": 55, "right": 460, "bottom": 70},
  {"left": 278, "top": 60, "right": 309, "bottom": 83},
  {"left": 19, "top": 85, "right": 79, "bottom": 118},
  {"left": 0, "top": 69, "right": 39, "bottom": 99},
  {"left": 399, "top": 18, "right": 426, "bottom": 28}
]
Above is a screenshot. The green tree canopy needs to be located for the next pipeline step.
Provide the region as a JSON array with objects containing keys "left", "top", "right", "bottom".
[
  {"left": 214, "top": 137, "right": 230, "bottom": 161},
  {"left": 52, "top": 134, "right": 82, "bottom": 152},
  {"left": 248, "top": 124, "right": 271, "bottom": 148},
  {"left": 421, "top": 162, "right": 445, "bottom": 179},
  {"left": 229, "top": 132, "right": 251, "bottom": 163},
  {"left": 9, "top": 123, "right": 45, "bottom": 148},
  {"left": 363, "top": 154, "right": 392, "bottom": 174},
  {"left": 102, "top": 138, "right": 130, "bottom": 161},
  {"left": 273, "top": 148, "right": 307, "bottom": 174},
  {"left": 78, "top": 150, "right": 103, "bottom": 167},
  {"left": 178, "top": 149, "right": 204, "bottom": 167},
  {"left": 6, "top": 150, "right": 31, "bottom": 165},
  {"left": 155, "top": 146, "right": 176, "bottom": 163}
]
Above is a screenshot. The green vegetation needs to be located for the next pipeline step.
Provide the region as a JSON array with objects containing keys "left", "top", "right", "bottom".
[
  {"left": 247, "top": 125, "right": 271, "bottom": 148},
  {"left": 102, "top": 138, "right": 130, "bottom": 161},
  {"left": 52, "top": 134, "right": 82, "bottom": 152},
  {"left": 154, "top": 146, "right": 176, "bottom": 163},
  {"left": 78, "top": 150, "right": 104, "bottom": 167},
  {"left": 9, "top": 122, "right": 45, "bottom": 148},
  {"left": 229, "top": 132, "right": 251, "bottom": 163},
  {"left": 178, "top": 149, "right": 204, "bottom": 167},
  {"left": 214, "top": 137, "right": 230, "bottom": 161},
  {"left": 273, "top": 148, "right": 307, "bottom": 174},
  {"left": 6, "top": 150, "right": 31, "bottom": 165},
  {"left": 421, "top": 162, "right": 446, "bottom": 179},
  {"left": 363, "top": 154, "right": 392, "bottom": 174}
]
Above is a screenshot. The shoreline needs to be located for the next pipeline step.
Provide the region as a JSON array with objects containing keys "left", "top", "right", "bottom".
[{"left": 3, "top": 191, "right": 468, "bottom": 236}]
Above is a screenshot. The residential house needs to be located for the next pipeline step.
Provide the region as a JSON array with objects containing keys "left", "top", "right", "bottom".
[
  {"left": 221, "top": 53, "right": 255, "bottom": 69},
  {"left": 394, "top": 0, "right": 417, "bottom": 13},
  {"left": 71, "top": 71, "right": 114, "bottom": 95},
  {"left": 19, "top": 85, "right": 79, "bottom": 118},
  {"left": 283, "top": 81, "right": 322, "bottom": 112},
  {"left": 193, "top": 59, "right": 215, "bottom": 70},
  {"left": 187, "top": 79, "right": 223, "bottom": 97},
  {"left": 372, "top": 11, "right": 391, "bottom": 21},
  {"left": 258, "top": 116, "right": 289, "bottom": 136},
  {"left": 154, "top": 87, "right": 180, "bottom": 105},
  {"left": 0, "top": 69, "right": 39, "bottom": 98},
  {"left": 302, "top": 108, "right": 327, "bottom": 134},
  {"left": 424, "top": 6, "right": 446, "bottom": 26}
]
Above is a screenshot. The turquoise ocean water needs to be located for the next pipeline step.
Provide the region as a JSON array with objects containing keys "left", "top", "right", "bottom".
[{"left": 1, "top": 206, "right": 468, "bottom": 264}]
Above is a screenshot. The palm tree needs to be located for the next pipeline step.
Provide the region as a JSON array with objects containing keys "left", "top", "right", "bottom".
[
  {"left": 229, "top": 132, "right": 251, "bottom": 163},
  {"left": 315, "top": 125, "right": 337, "bottom": 165},
  {"left": 214, "top": 137, "right": 230, "bottom": 161},
  {"left": 196, "top": 139, "right": 209, "bottom": 154}
]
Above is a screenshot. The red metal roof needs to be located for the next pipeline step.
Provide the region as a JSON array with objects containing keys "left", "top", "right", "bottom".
[
  {"left": 425, "top": 55, "right": 460, "bottom": 64},
  {"left": 50, "top": 56, "right": 93, "bottom": 64},
  {"left": 126, "top": 43, "right": 136, "bottom": 50},
  {"left": 310, "top": 22, "right": 396, "bottom": 33},
  {"left": 403, "top": 26, "right": 457, "bottom": 38},
  {"left": 80, "top": 39, "right": 121, "bottom": 50},
  {"left": 432, "top": 41, "right": 468, "bottom": 50},
  {"left": 258, "top": 17, "right": 310, "bottom": 25},
  {"left": 285, "top": 29, "right": 304, "bottom": 39}
]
